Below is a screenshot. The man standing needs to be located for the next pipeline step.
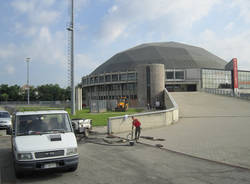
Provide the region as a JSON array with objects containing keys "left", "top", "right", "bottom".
[{"left": 132, "top": 116, "right": 141, "bottom": 141}]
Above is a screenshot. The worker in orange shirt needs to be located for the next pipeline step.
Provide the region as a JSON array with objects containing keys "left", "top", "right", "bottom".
[{"left": 132, "top": 116, "right": 141, "bottom": 141}]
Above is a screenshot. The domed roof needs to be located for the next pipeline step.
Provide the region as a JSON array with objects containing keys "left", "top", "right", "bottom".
[{"left": 91, "top": 42, "right": 227, "bottom": 75}]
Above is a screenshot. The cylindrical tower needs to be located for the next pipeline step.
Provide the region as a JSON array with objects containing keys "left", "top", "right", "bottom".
[{"left": 136, "top": 64, "right": 165, "bottom": 107}]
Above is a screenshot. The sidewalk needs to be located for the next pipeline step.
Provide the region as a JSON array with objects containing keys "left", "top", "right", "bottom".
[{"left": 117, "top": 92, "right": 250, "bottom": 169}]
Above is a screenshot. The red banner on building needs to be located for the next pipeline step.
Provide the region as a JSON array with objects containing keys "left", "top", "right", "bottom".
[{"left": 233, "top": 58, "right": 238, "bottom": 89}]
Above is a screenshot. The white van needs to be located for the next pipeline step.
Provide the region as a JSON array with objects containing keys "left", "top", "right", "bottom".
[{"left": 8, "top": 110, "right": 78, "bottom": 177}]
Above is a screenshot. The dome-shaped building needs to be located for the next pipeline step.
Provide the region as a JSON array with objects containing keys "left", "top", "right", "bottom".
[
  {"left": 82, "top": 42, "right": 237, "bottom": 107},
  {"left": 91, "top": 42, "right": 227, "bottom": 75}
]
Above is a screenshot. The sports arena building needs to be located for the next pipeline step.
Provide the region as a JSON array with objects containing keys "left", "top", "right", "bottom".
[{"left": 81, "top": 42, "right": 250, "bottom": 107}]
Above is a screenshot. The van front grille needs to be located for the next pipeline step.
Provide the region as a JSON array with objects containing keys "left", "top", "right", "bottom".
[{"left": 35, "top": 150, "right": 64, "bottom": 158}]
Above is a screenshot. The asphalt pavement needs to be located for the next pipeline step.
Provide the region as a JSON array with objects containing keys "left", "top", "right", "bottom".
[{"left": 1, "top": 131, "right": 250, "bottom": 184}]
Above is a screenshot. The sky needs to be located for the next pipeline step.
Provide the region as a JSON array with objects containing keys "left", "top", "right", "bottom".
[{"left": 1, "top": 0, "right": 250, "bottom": 88}]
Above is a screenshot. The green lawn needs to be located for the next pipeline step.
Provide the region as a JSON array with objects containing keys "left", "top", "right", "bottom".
[
  {"left": 67, "top": 108, "right": 144, "bottom": 126},
  {"left": 15, "top": 106, "right": 144, "bottom": 126}
]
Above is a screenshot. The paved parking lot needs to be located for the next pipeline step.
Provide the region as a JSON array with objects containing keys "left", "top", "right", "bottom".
[{"left": 1, "top": 132, "right": 250, "bottom": 184}]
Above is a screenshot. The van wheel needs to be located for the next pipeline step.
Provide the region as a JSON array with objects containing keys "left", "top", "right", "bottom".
[
  {"left": 15, "top": 169, "right": 24, "bottom": 178},
  {"left": 67, "top": 165, "right": 78, "bottom": 172},
  {"left": 84, "top": 128, "right": 89, "bottom": 137}
]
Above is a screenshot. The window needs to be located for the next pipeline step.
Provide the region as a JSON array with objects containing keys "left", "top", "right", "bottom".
[
  {"left": 112, "top": 74, "right": 118, "bottom": 81},
  {"left": 90, "top": 77, "right": 94, "bottom": 84},
  {"left": 127, "top": 83, "right": 136, "bottom": 90},
  {"left": 127, "top": 73, "right": 136, "bottom": 81},
  {"left": 119, "top": 74, "right": 127, "bottom": 81},
  {"left": 112, "top": 84, "right": 120, "bottom": 91},
  {"left": 16, "top": 114, "right": 72, "bottom": 136},
  {"left": 175, "top": 71, "right": 184, "bottom": 80},
  {"left": 99, "top": 76, "right": 104, "bottom": 83},
  {"left": 105, "top": 75, "right": 111, "bottom": 82},
  {"left": 94, "top": 77, "right": 98, "bottom": 83},
  {"left": 166, "top": 71, "right": 174, "bottom": 79}
]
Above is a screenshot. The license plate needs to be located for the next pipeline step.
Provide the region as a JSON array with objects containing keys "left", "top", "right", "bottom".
[{"left": 44, "top": 163, "right": 57, "bottom": 169}]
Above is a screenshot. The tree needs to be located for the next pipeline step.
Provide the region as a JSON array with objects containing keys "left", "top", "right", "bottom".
[
  {"left": 0, "top": 83, "right": 72, "bottom": 101},
  {"left": 0, "top": 93, "right": 9, "bottom": 101}
]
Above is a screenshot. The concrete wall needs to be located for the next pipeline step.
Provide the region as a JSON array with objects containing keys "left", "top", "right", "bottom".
[
  {"left": 108, "top": 88, "right": 179, "bottom": 134},
  {"left": 163, "top": 89, "right": 177, "bottom": 109},
  {"left": 107, "top": 108, "right": 179, "bottom": 134}
]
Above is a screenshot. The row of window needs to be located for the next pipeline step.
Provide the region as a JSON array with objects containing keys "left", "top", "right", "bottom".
[
  {"left": 82, "top": 73, "right": 137, "bottom": 85},
  {"left": 90, "top": 95, "right": 137, "bottom": 100},
  {"left": 166, "top": 70, "right": 185, "bottom": 80},
  {"left": 85, "top": 83, "right": 137, "bottom": 92}
]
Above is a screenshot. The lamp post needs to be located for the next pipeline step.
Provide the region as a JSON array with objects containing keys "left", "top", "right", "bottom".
[{"left": 26, "top": 57, "right": 30, "bottom": 105}]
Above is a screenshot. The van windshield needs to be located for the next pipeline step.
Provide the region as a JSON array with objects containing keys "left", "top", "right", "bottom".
[
  {"left": 0, "top": 112, "right": 10, "bottom": 118},
  {"left": 16, "top": 113, "right": 72, "bottom": 136}
]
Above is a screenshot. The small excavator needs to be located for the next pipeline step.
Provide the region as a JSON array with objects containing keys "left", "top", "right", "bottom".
[{"left": 115, "top": 97, "right": 128, "bottom": 112}]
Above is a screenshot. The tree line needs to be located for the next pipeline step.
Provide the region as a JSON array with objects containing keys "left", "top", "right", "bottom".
[{"left": 0, "top": 84, "right": 71, "bottom": 101}]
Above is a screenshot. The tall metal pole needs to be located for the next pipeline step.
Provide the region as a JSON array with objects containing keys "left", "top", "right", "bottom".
[
  {"left": 68, "top": 0, "right": 75, "bottom": 115},
  {"left": 26, "top": 58, "right": 30, "bottom": 105}
]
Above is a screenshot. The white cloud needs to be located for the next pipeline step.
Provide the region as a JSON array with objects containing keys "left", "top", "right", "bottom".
[
  {"left": 11, "top": 0, "right": 35, "bottom": 13},
  {"left": 12, "top": 0, "right": 60, "bottom": 25},
  {"left": 75, "top": 0, "right": 89, "bottom": 12},
  {"left": 99, "top": 0, "right": 220, "bottom": 44},
  {"left": 196, "top": 29, "right": 250, "bottom": 70},
  {"left": 100, "top": 21, "right": 126, "bottom": 44},
  {"left": 0, "top": 44, "right": 16, "bottom": 59},
  {"left": 5, "top": 65, "right": 15, "bottom": 75},
  {"left": 224, "top": 22, "right": 234, "bottom": 32},
  {"left": 39, "top": 27, "right": 51, "bottom": 43},
  {"left": 31, "top": 10, "right": 60, "bottom": 25},
  {"left": 108, "top": 5, "right": 118, "bottom": 14},
  {"left": 76, "top": 53, "right": 98, "bottom": 71},
  {"left": 75, "top": 53, "right": 99, "bottom": 83},
  {"left": 231, "top": 0, "right": 250, "bottom": 23},
  {"left": 15, "top": 23, "right": 38, "bottom": 37},
  {"left": 42, "top": 0, "right": 56, "bottom": 7}
]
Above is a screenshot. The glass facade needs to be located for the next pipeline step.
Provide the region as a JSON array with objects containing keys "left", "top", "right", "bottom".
[
  {"left": 238, "top": 71, "right": 250, "bottom": 89},
  {"left": 202, "top": 69, "right": 232, "bottom": 89}
]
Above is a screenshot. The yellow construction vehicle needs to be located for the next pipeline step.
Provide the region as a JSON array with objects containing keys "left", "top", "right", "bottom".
[{"left": 115, "top": 97, "right": 128, "bottom": 112}]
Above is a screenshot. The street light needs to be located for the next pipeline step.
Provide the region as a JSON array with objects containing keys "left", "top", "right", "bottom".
[{"left": 26, "top": 57, "right": 30, "bottom": 105}]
